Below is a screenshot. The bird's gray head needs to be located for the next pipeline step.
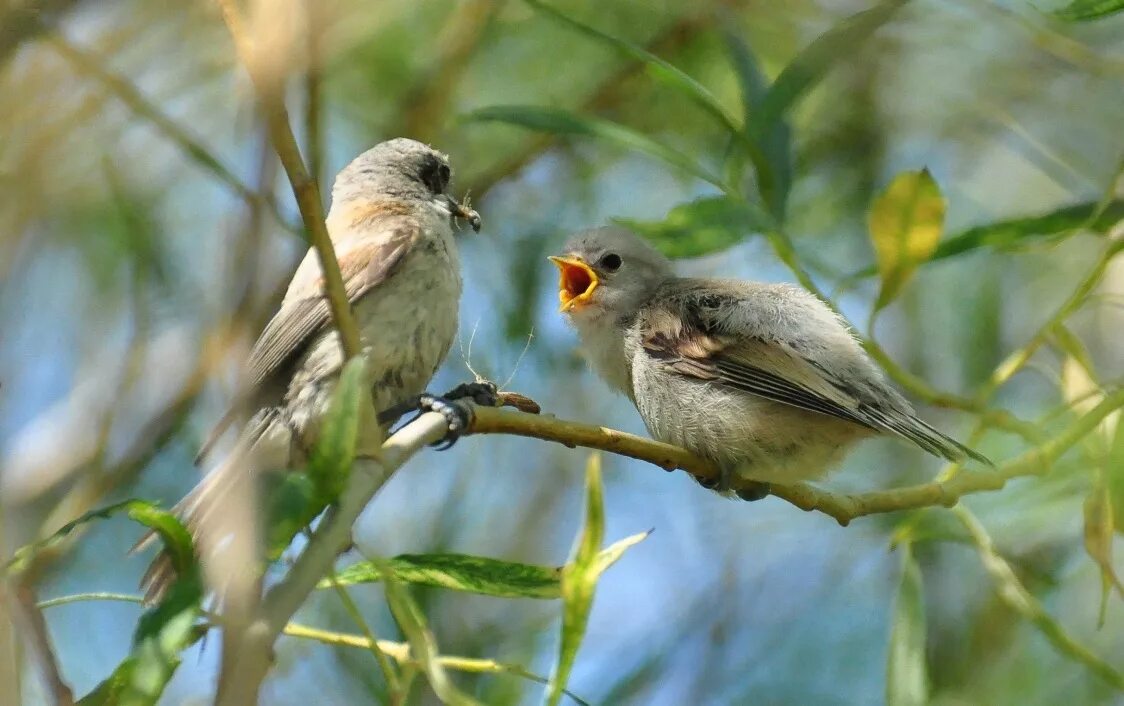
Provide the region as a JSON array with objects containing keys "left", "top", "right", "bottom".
[
  {"left": 550, "top": 226, "right": 673, "bottom": 322},
  {"left": 331, "top": 138, "right": 480, "bottom": 231}
]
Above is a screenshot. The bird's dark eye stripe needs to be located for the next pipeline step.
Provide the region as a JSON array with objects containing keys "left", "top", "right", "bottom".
[{"left": 419, "top": 155, "right": 449, "bottom": 194}]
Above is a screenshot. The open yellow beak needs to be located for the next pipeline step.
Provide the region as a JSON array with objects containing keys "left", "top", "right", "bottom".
[{"left": 548, "top": 255, "right": 599, "bottom": 312}]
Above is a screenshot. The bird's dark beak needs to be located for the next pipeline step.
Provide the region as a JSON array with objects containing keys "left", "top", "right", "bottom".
[
  {"left": 548, "top": 255, "right": 599, "bottom": 312},
  {"left": 446, "top": 195, "right": 481, "bottom": 232}
]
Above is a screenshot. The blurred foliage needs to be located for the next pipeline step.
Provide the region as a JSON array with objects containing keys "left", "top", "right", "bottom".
[{"left": 2, "top": 0, "right": 1124, "bottom": 704}]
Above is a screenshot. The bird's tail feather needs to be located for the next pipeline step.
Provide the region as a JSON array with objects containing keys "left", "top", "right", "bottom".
[
  {"left": 131, "top": 437, "right": 257, "bottom": 604},
  {"left": 865, "top": 408, "right": 992, "bottom": 466}
]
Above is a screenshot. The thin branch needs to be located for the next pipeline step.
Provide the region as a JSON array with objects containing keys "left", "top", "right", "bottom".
[
  {"left": 282, "top": 623, "right": 590, "bottom": 705},
  {"left": 209, "top": 411, "right": 450, "bottom": 705},
  {"left": 325, "top": 571, "right": 402, "bottom": 696},
  {"left": 10, "top": 582, "right": 74, "bottom": 706},
  {"left": 304, "top": 0, "right": 325, "bottom": 195},
  {"left": 215, "top": 0, "right": 361, "bottom": 359},
  {"left": 0, "top": 0, "right": 83, "bottom": 66},
  {"left": 463, "top": 12, "right": 710, "bottom": 199},
  {"left": 43, "top": 33, "right": 299, "bottom": 236},
  {"left": 467, "top": 387, "right": 1124, "bottom": 526},
  {"left": 954, "top": 506, "right": 1124, "bottom": 690}
]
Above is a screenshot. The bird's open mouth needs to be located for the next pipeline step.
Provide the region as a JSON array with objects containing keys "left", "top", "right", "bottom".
[{"left": 548, "top": 256, "right": 598, "bottom": 312}]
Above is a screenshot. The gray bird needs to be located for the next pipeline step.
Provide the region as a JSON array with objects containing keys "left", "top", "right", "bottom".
[
  {"left": 550, "top": 226, "right": 988, "bottom": 499},
  {"left": 138, "top": 138, "right": 482, "bottom": 600}
]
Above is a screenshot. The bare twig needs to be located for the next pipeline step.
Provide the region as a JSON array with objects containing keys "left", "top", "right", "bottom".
[
  {"left": 208, "top": 410, "right": 449, "bottom": 705},
  {"left": 0, "top": 0, "right": 83, "bottom": 66},
  {"left": 463, "top": 12, "right": 710, "bottom": 199},
  {"left": 9, "top": 582, "right": 74, "bottom": 706},
  {"left": 43, "top": 33, "right": 299, "bottom": 236},
  {"left": 304, "top": 0, "right": 325, "bottom": 195},
  {"left": 467, "top": 387, "right": 1124, "bottom": 526},
  {"left": 216, "top": 0, "right": 360, "bottom": 359},
  {"left": 955, "top": 506, "right": 1124, "bottom": 690}
]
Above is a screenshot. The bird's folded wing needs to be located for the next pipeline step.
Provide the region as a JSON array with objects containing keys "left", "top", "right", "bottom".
[
  {"left": 196, "top": 223, "right": 417, "bottom": 463},
  {"left": 639, "top": 296, "right": 877, "bottom": 432}
]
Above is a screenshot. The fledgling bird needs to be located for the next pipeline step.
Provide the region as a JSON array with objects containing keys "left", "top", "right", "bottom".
[
  {"left": 137, "top": 138, "right": 482, "bottom": 601},
  {"left": 550, "top": 226, "right": 988, "bottom": 499}
]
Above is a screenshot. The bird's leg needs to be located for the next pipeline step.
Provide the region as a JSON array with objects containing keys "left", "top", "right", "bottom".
[
  {"left": 376, "top": 381, "right": 498, "bottom": 449},
  {"left": 735, "top": 482, "right": 771, "bottom": 502},
  {"left": 693, "top": 467, "right": 770, "bottom": 502}
]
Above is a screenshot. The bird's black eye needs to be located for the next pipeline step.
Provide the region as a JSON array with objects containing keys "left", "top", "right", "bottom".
[
  {"left": 419, "top": 156, "right": 450, "bottom": 194},
  {"left": 599, "top": 253, "right": 622, "bottom": 272}
]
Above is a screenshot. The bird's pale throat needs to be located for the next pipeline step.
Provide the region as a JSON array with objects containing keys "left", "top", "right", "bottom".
[{"left": 548, "top": 256, "right": 598, "bottom": 312}]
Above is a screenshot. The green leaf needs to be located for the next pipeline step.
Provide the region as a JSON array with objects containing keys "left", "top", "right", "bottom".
[
  {"left": 264, "top": 471, "right": 321, "bottom": 561},
  {"left": 463, "top": 106, "right": 725, "bottom": 189},
  {"left": 724, "top": 31, "right": 793, "bottom": 221},
  {"left": 321, "top": 553, "right": 564, "bottom": 599},
  {"left": 308, "top": 356, "right": 367, "bottom": 500},
  {"left": 886, "top": 542, "right": 928, "bottom": 706},
  {"left": 613, "top": 196, "right": 767, "bottom": 258},
  {"left": 1109, "top": 416, "right": 1124, "bottom": 531},
  {"left": 868, "top": 168, "right": 946, "bottom": 310},
  {"left": 4, "top": 499, "right": 157, "bottom": 575},
  {"left": 77, "top": 507, "right": 202, "bottom": 706},
  {"left": 547, "top": 453, "right": 605, "bottom": 706},
  {"left": 758, "top": 0, "right": 908, "bottom": 130},
  {"left": 523, "top": 0, "right": 740, "bottom": 135},
  {"left": 1055, "top": 0, "right": 1124, "bottom": 21},
  {"left": 848, "top": 199, "right": 1124, "bottom": 280}
]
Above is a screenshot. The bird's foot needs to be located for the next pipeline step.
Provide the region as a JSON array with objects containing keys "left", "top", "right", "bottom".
[
  {"left": 735, "top": 482, "right": 771, "bottom": 502},
  {"left": 376, "top": 380, "right": 498, "bottom": 428},
  {"left": 694, "top": 470, "right": 770, "bottom": 502},
  {"left": 416, "top": 393, "right": 472, "bottom": 450},
  {"left": 441, "top": 380, "right": 498, "bottom": 407}
]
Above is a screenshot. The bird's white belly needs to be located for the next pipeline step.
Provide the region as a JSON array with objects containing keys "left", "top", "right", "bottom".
[
  {"left": 283, "top": 244, "right": 461, "bottom": 446},
  {"left": 630, "top": 361, "right": 867, "bottom": 483}
]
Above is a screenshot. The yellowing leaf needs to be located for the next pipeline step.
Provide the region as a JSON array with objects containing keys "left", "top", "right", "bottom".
[
  {"left": 1083, "top": 479, "right": 1124, "bottom": 627},
  {"left": 868, "top": 169, "right": 945, "bottom": 310}
]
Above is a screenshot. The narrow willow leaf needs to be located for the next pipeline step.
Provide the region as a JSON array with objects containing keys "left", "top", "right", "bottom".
[
  {"left": 848, "top": 199, "right": 1124, "bottom": 280},
  {"left": 613, "top": 196, "right": 768, "bottom": 258},
  {"left": 758, "top": 0, "right": 908, "bottom": 130},
  {"left": 868, "top": 168, "right": 946, "bottom": 310},
  {"left": 308, "top": 356, "right": 367, "bottom": 499},
  {"left": 463, "top": 106, "right": 724, "bottom": 189},
  {"left": 321, "top": 553, "right": 563, "bottom": 599},
  {"left": 546, "top": 453, "right": 604, "bottom": 706},
  {"left": 588, "top": 531, "right": 650, "bottom": 578},
  {"left": 374, "top": 554, "right": 482, "bottom": 706},
  {"left": 5, "top": 499, "right": 158, "bottom": 575},
  {"left": 724, "top": 31, "right": 793, "bottom": 221},
  {"left": 78, "top": 509, "right": 202, "bottom": 706},
  {"left": 264, "top": 472, "right": 320, "bottom": 560},
  {"left": 886, "top": 543, "right": 928, "bottom": 706},
  {"left": 1055, "top": 0, "right": 1124, "bottom": 21},
  {"left": 523, "top": 0, "right": 740, "bottom": 134},
  {"left": 1084, "top": 479, "right": 1124, "bottom": 627}
]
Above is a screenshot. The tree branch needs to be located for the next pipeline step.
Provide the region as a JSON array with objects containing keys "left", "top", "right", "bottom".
[
  {"left": 209, "top": 410, "right": 450, "bottom": 705},
  {"left": 467, "top": 387, "right": 1124, "bottom": 525},
  {"left": 215, "top": 0, "right": 361, "bottom": 359}
]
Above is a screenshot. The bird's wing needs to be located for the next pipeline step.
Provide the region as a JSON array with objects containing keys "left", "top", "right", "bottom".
[
  {"left": 196, "top": 222, "right": 419, "bottom": 463},
  {"left": 639, "top": 291, "right": 876, "bottom": 431},
  {"left": 638, "top": 282, "right": 990, "bottom": 464}
]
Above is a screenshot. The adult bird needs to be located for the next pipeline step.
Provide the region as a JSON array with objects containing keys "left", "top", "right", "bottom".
[{"left": 137, "top": 138, "right": 483, "bottom": 601}]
